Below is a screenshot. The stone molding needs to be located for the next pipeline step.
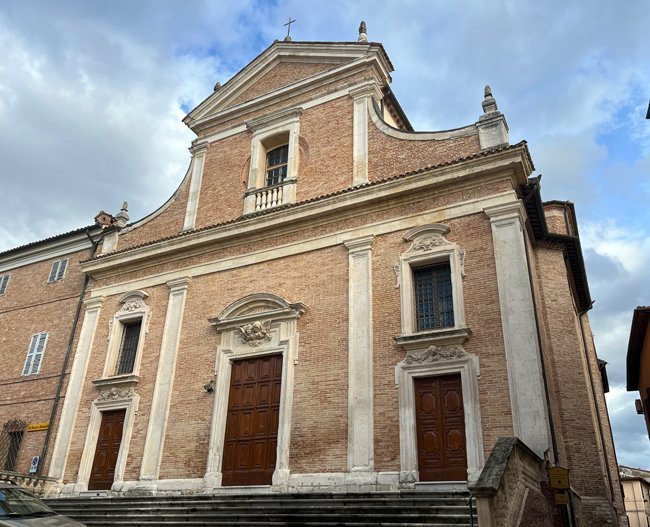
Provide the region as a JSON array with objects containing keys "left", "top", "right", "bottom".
[
  {"left": 205, "top": 293, "right": 305, "bottom": 489},
  {"left": 396, "top": 344, "right": 484, "bottom": 484},
  {"left": 82, "top": 148, "right": 531, "bottom": 278},
  {"left": 368, "top": 99, "right": 477, "bottom": 141},
  {"left": 397, "top": 222, "right": 467, "bottom": 337}
]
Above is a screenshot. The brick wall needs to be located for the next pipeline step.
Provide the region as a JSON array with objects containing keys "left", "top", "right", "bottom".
[{"left": 0, "top": 247, "right": 91, "bottom": 475}]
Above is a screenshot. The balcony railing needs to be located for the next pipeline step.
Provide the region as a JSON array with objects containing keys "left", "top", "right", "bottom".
[{"left": 253, "top": 183, "right": 284, "bottom": 211}]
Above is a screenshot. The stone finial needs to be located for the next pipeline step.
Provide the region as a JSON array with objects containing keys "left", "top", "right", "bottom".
[
  {"left": 213, "top": 81, "right": 222, "bottom": 92},
  {"left": 477, "top": 84, "right": 509, "bottom": 150},
  {"left": 114, "top": 201, "right": 129, "bottom": 228},
  {"left": 358, "top": 21, "right": 368, "bottom": 42},
  {"left": 482, "top": 85, "right": 499, "bottom": 114}
]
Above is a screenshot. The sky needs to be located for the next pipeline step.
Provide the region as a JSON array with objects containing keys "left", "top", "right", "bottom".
[{"left": 0, "top": 1, "right": 648, "bottom": 468}]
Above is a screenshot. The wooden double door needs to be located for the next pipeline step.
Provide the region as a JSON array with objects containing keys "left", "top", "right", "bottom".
[
  {"left": 414, "top": 373, "right": 468, "bottom": 481},
  {"left": 88, "top": 409, "right": 125, "bottom": 490},
  {"left": 222, "top": 354, "right": 282, "bottom": 486}
]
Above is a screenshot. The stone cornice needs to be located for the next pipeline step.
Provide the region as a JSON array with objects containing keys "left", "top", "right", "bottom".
[
  {"left": 0, "top": 228, "right": 100, "bottom": 273},
  {"left": 186, "top": 47, "right": 392, "bottom": 134},
  {"left": 82, "top": 146, "right": 532, "bottom": 277}
]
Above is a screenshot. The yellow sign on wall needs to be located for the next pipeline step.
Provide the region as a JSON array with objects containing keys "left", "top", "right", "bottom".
[
  {"left": 27, "top": 422, "right": 49, "bottom": 432},
  {"left": 554, "top": 492, "right": 569, "bottom": 505},
  {"left": 548, "top": 467, "right": 570, "bottom": 489}
]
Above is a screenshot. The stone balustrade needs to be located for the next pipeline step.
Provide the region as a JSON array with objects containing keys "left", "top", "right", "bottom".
[
  {"left": 0, "top": 470, "right": 56, "bottom": 496},
  {"left": 254, "top": 183, "right": 284, "bottom": 211},
  {"left": 468, "top": 437, "right": 552, "bottom": 527}
]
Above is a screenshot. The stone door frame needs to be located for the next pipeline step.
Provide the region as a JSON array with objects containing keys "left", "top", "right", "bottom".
[
  {"left": 206, "top": 293, "right": 305, "bottom": 489},
  {"left": 396, "top": 345, "right": 484, "bottom": 484},
  {"left": 75, "top": 389, "right": 139, "bottom": 493}
]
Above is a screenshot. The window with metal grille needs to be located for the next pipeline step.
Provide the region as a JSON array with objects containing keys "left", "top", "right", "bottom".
[
  {"left": 3, "top": 431, "right": 24, "bottom": 471},
  {"left": 0, "top": 274, "right": 8, "bottom": 295},
  {"left": 48, "top": 259, "right": 68, "bottom": 283},
  {"left": 265, "top": 145, "right": 288, "bottom": 186},
  {"left": 22, "top": 332, "right": 48, "bottom": 376},
  {"left": 115, "top": 320, "right": 142, "bottom": 375},
  {"left": 413, "top": 262, "right": 454, "bottom": 331}
]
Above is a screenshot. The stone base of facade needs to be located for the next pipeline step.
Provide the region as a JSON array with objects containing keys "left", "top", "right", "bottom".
[{"left": 52, "top": 471, "right": 422, "bottom": 498}]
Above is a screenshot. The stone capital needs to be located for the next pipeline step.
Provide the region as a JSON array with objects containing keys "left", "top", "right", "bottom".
[
  {"left": 344, "top": 235, "right": 375, "bottom": 254},
  {"left": 484, "top": 201, "right": 527, "bottom": 225}
]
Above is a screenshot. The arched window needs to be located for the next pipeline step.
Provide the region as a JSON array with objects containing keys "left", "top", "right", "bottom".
[{"left": 265, "top": 144, "right": 289, "bottom": 186}]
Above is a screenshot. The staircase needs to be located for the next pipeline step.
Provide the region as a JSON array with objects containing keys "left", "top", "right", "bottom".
[{"left": 46, "top": 491, "right": 476, "bottom": 526}]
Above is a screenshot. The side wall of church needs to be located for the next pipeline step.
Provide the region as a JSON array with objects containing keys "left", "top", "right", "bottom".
[{"left": 534, "top": 245, "right": 621, "bottom": 524}]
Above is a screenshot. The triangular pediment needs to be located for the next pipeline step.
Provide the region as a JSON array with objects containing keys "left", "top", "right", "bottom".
[{"left": 184, "top": 41, "right": 393, "bottom": 132}]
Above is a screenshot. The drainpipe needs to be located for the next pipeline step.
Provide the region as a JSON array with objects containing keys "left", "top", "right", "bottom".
[{"left": 37, "top": 229, "right": 103, "bottom": 475}]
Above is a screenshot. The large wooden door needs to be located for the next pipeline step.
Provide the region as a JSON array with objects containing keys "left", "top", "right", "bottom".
[
  {"left": 88, "top": 409, "right": 126, "bottom": 490},
  {"left": 222, "top": 354, "right": 282, "bottom": 486},
  {"left": 414, "top": 374, "right": 467, "bottom": 481}
]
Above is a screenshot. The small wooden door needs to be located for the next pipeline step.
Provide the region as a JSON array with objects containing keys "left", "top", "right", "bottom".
[
  {"left": 222, "top": 354, "right": 282, "bottom": 486},
  {"left": 414, "top": 374, "right": 467, "bottom": 481},
  {"left": 88, "top": 409, "right": 126, "bottom": 490}
]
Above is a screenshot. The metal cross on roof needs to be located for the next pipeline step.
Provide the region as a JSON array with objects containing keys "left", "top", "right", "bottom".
[{"left": 283, "top": 17, "right": 296, "bottom": 41}]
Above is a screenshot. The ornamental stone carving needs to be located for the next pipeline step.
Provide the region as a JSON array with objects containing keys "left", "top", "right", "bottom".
[
  {"left": 392, "top": 263, "right": 400, "bottom": 288},
  {"left": 96, "top": 387, "right": 135, "bottom": 401},
  {"left": 122, "top": 298, "right": 145, "bottom": 312},
  {"left": 411, "top": 235, "right": 449, "bottom": 252},
  {"left": 404, "top": 345, "right": 468, "bottom": 364},
  {"left": 237, "top": 320, "right": 272, "bottom": 347},
  {"left": 404, "top": 223, "right": 452, "bottom": 254}
]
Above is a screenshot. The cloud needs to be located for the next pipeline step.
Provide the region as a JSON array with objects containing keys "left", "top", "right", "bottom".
[
  {"left": 606, "top": 387, "right": 650, "bottom": 468},
  {"left": 0, "top": 0, "right": 648, "bottom": 471}
]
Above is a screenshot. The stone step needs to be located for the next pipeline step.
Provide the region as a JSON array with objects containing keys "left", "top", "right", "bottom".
[{"left": 47, "top": 492, "right": 476, "bottom": 527}]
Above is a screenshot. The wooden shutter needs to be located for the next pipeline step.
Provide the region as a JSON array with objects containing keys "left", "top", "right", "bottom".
[
  {"left": 56, "top": 259, "right": 68, "bottom": 281},
  {"left": 48, "top": 261, "right": 60, "bottom": 282},
  {"left": 21, "top": 332, "right": 48, "bottom": 376},
  {"left": 0, "top": 274, "right": 8, "bottom": 295}
]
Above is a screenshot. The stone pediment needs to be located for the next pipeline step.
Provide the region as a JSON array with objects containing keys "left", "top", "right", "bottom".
[{"left": 184, "top": 41, "right": 393, "bottom": 132}]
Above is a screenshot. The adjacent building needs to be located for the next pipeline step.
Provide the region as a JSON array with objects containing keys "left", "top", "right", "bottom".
[
  {"left": 0, "top": 28, "right": 627, "bottom": 525},
  {"left": 0, "top": 226, "right": 101, "bottom": 479},
  {"left": 627, "top": 306, "right": 650, "bottom": 439},
  {"left": 621, "top": 465, "right": 650, "bottom": 527}
]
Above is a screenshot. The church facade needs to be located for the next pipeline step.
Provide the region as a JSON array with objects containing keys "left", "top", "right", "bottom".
[{"left": 0, "top": 30, "right": 626, "bottom": 525}]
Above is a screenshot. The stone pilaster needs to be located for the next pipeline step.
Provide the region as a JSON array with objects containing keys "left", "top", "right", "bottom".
[
  {"left": 183, "top": 142, "right": 208, "bottom": 231},
  {"left": 140, "top": 277, "right": 190, "bottom": 481},
  {"left": 344, "top": 235, "right": 375, "bottom": 473},
  {"left": 350, "top": 84, "right": 381, "bottom": 186},
  {"left": 484, "top": 202, "right": 550, "bottom": 457},
  {"left": 48, "top": 296, "right": 104, "bottom": 482}
]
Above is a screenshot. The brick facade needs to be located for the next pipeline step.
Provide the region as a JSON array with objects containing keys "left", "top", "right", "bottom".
[{"left": 1, "top": 38, "right": 626, "bottom": 525}]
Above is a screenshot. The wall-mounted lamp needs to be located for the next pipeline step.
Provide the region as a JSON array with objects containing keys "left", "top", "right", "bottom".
[{"left": 203, "top": 379, "right": 215, "bottom": 393}]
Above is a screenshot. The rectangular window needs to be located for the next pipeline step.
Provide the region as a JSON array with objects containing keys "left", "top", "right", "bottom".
[
  {"left": 22, "top": 332, "right": 48, "bottom": 376},
  {"left": 0, "top": 274, "right": 8, "bottom": 295},
  {"left": 48, "top": 259, "right": 68, "bottom": 283},
  {"left": 115, "top": 320, "right": 142, "bottom": 375},
  {"left": 413, "top": 262, "right": 454, "bottom": 331}
]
